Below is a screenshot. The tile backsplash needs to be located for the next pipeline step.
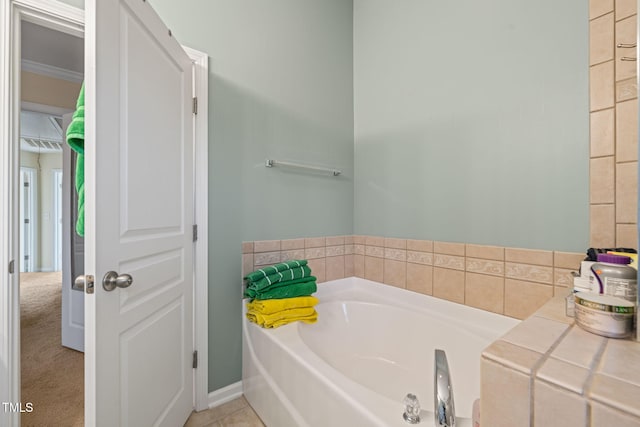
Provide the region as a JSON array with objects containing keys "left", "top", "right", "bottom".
[{"left": 242, "top": 235, "right": 585, "bottom": 320}]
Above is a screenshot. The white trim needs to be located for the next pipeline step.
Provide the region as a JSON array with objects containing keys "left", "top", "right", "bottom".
[
  {"left": 21, "top": 59, "right": 83, "bottom": 83},
  {"left": 11, "top": 0, "right": 83, "bottom": 36},
  {"left": 52, "top": 168, "right": 62, "bottom": 272},
  {"left": 21, "top": 101, "right": 72, "bottom": 117},
  {"left": 1, "top": 1, "right": 20, "bottom": 422},
  {"left": 184, "top": 45, "right": 210, "bottom": 413},
  {"left": 19, "top": 166, "right": 37, "bottom": 273},
  {"left": 207, "top": 381, "right": 243, "bottom": 409}
]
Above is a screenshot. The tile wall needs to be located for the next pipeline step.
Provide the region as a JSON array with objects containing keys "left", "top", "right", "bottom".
[
  {"left": 482, "top": 294, "right": 640, "bottom": 427},
  {"left": 589, "top": 0, "right": 638, "bottom": 249},
  {"left": 242, "top": 235, "right": 585, "bottom": 320}
]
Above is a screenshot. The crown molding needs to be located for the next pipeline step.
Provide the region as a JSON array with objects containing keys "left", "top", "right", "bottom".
[{"left": 21, "top": 59, "right": 82, "bottom": 83}]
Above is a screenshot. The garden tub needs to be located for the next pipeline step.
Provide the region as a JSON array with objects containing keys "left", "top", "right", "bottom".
[{"left": 242, "top": 277, "right": 519, "bottom": 426}]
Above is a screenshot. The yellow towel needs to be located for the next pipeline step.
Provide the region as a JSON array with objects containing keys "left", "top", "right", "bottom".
[
  {"left": 246, "top": 306, "right": 318, "bottom": 329},
  {"left": 247, "top": 296, "right": 319, "bottom": 314}
]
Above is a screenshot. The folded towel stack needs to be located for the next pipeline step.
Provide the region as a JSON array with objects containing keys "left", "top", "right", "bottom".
[{"left": 244, "top": 260, "right": 318, "bottom": 328}]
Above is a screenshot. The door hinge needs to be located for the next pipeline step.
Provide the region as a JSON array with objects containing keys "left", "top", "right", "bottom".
[
  {"left": 192, "top": 97, "right": 198, "bottom": 115},
  {"left": 8, "top": 260, "right": 14, "bottom": 274},
  {"left": 193, "top": 224, "right": 198, "bottom": 242},
  {"left": 24, "top": 182, "right": 29, "bottom": 187},
  {"left": 24, "top": 218, "right": 29, "bottom": 224},
  {"left": 192, "top": 350, "right": 198, "bottom": 369},
  {"left": 24, "top": 255, "right": 29, "bottom": 261}
]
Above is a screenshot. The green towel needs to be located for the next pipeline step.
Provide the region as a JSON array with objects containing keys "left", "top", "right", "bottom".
[
  {"left": 244, "top": 259, "right": 308, "bottom": 282},
  {"left": 244, "top": 276, "right": 317, "bottom": 300},
  {"left": 246, "top": 265, "right": 312, "bottom": 291},
  {"left": 251, "top": 281, "right": 317, "bottom": 301},
  {"left": 66, "top": 83, "right": 85, "bottom": 237},
  {"left": 74, "top": 154, "right": 84, "bottom": 236}
]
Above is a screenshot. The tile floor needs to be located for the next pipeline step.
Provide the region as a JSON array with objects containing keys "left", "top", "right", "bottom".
[{"left": 184, "top": 396, "right": 265, "bottom": 427}]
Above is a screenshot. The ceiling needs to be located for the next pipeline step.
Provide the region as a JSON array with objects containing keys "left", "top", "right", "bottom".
[
  {"left": 21, "top": 21, "right": 84, "bottom": 74},
  {"left": 20, "top": 111, "right": 64, "bottom": 154}
]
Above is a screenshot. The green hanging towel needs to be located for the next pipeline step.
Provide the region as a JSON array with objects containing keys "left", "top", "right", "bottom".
[{"left": 66, "top": 83, "right": 85, "bottom": 237}]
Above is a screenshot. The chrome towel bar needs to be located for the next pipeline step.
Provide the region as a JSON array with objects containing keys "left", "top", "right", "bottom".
[{"left": 265, "top": 159, "right": 342, "bottom": 176}]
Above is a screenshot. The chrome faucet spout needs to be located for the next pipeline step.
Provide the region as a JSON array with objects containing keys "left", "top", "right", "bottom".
[{"left": 434, "top": 349, "right": 456, "bottom": 427}]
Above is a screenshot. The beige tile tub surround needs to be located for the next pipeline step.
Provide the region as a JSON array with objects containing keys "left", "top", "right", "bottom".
[
  {"left": 616, "top": 0, "right": 637, "bottom": 20},
  {"left": 616, "top": 99, "right": 638, "bottom": 162},
  {"left": 590, "top": 156, "right": 616, "bottom": 204},
  {"left": 591, "top": 0, "right": 614, "bottom": 20},
  {"left": 591, "top": 61, "right": 616, "bottom": 111},
  {"left": 616, "top": 161, "right": 638, "bottom": 223},
  {"left": 590, "top": 0, "right": 638, "bottom": 249},
  {"left": 617, "top": 76, "right": 638, "bottom": 102},
  {"left": 591, "top": 108, "right": 615, "bottom": 157},
  {"left": 591, "top": 203, "right": 616, "bottom": 247},
  {"left": 242, "top": 236, "right": 350, "bottom": 283},
  {"left": 242, "top": 236, "right": 584, "bottom": 321},
  {"left": 482, "top": 295, "right": 640, "bottom": 427},
  {"left": 615, "top": 15, "right": 637, "bottom": 82},
  {"left": 590, "top": 12, "right": 614, "bottom": 66}
]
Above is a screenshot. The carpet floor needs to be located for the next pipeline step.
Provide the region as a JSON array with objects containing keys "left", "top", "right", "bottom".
[{"left": 20, "top": 272, "right": 84, "bottom": 427}]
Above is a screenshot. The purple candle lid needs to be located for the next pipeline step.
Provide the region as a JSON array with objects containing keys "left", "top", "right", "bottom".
[{"left": 597, "top": 253, "right": 632, "bottom": 265}]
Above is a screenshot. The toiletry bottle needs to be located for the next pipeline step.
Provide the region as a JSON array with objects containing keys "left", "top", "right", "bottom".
[{"left": 590, "top": 254, "right": 637, "bottom": 302}]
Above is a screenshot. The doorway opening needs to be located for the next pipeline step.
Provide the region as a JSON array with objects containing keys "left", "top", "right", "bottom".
[{"left": 18, "top": 19, "right": 85, "bottom": 427}]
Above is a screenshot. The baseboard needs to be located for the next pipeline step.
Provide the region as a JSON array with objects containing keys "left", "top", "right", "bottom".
[{"left": 207, "top": 381, "right": 243, "bottom": 409}]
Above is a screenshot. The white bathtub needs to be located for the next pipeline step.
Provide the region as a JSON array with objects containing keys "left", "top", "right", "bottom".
[{"left": 242, "top": 277, "right": 519, "bottom": 427}]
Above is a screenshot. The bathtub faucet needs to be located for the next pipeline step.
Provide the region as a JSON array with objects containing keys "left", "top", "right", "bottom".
[{"left": 434, "top": 349, "right": 456, "bottom": 427}]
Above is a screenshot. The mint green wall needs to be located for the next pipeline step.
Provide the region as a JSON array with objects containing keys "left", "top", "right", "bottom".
[
  {"left": 353, "top": 0, "right": 589, "bottom": 252},
  {"left": 149, "top": 0, "right": 354, "bottom": 391},
  {"left": 58, "top": 0, "right": 84, "bottom": 9}
]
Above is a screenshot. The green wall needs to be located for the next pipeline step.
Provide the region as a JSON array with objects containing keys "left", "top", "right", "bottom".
[
  {"left": 149, "top": 0, "right": 355, "bottom": 391},
  {"left": 353, "top": 0, "right": 589, "bottom": 252},
  {"left": 59, "top": 0, "right": 84, "bottom": 9}
]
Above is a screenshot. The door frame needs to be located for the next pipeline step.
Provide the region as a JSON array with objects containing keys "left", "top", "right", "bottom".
[
  {"left": 18, "top": 166, "right": 36, "bottom": 272},
  {"left": 184, "top": 46, "right": 210, "bottom": 412},
  {"left": 52, "top": 168, "right": 62, "bottom": 272},
  {"left": 0, "top": 1, "right": 210, "bottom": 424}
]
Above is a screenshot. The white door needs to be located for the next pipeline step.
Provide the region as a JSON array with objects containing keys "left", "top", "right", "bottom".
[
  {"left": 61, "top": 112, "right": 85, "bottom": 352},
  {"left": 84, "top": 0, "right": 194, "bottom": 425}
]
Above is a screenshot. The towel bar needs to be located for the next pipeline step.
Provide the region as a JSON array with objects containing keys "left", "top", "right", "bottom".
[{"left": 265, "top": 159, "right": 341, "bottom": 176}]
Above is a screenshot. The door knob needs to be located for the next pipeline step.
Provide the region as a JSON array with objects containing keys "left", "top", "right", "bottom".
[
  {"left": 102, "top": 271, "right": 134, "bottom": 291},
  {"left": 74, "top": 274, "right": 95, "bottom": 294}
]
